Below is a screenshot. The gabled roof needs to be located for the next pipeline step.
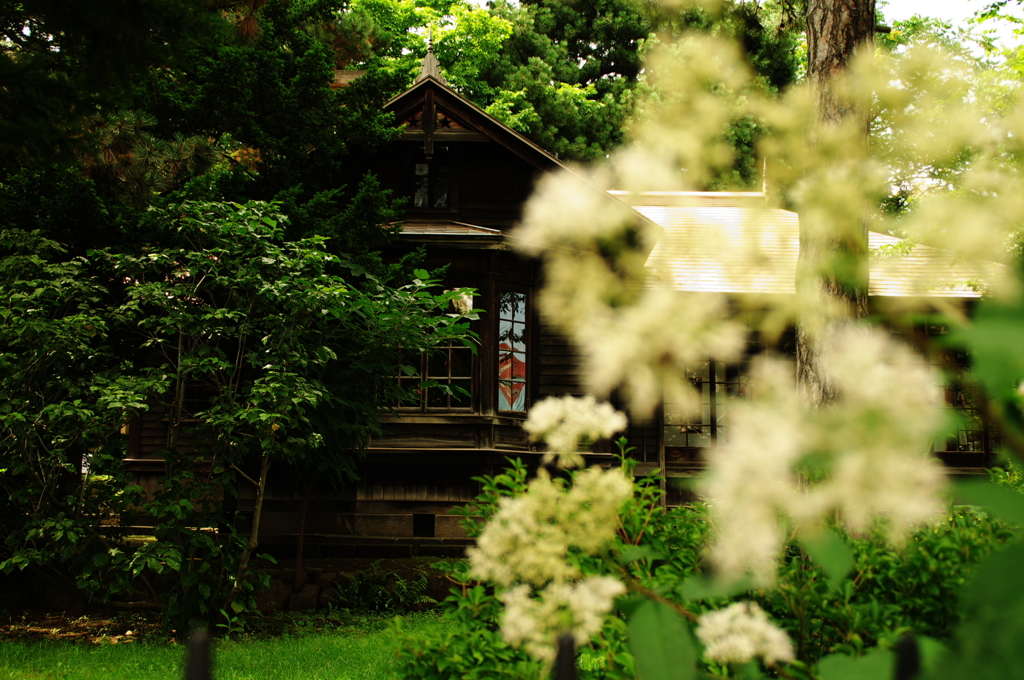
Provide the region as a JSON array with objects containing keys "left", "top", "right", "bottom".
[
  {"left": 618, "top": 191, "right": 1002, "bottom": 298},
  {"left": 385, "top": 66, "right": 563, "bottom": 173},
  {"left": 385, "top": 56, "right": 661, "bottom": 243}
]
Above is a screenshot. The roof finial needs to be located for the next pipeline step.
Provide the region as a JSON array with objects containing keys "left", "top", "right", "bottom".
[{"left": 415, "top": 27, "right": 448, "bottom": 85}]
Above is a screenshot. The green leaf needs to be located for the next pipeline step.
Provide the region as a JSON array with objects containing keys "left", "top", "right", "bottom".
[
  {"left": 954, "top": 478, "right": 1024, "bottom": 526},
  {"left": 801, "top": 529, "right": 854, "bottom": 588},
  {"left": 679, "top": 574, "right": 754, "bottom": 601},
  {"left": 928, "top": 542, "right": 1024, "bottom": 680},
  {"left": 627, "top": 599, "right": 696, "bottom": 680},
  {"left": 817, "top": 648, "right": 894, "bottom": 680},
  {"left": 413, "top": 269, "right": 429, "bottom": 281},
  {"left": 916, "top": 636, "right": 948, "bottom": 677},
  {"left": 618, "top": 545, "right": 663, "bottom": 566}
]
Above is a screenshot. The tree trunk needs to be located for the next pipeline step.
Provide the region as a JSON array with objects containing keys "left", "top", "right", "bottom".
[
  {"left": 806, "top": 0, "right": 877, "bottom": 124},
  {"left": 797, "top": 0, "right": 875, "bottom": 407},
  {"left": 224, "top": 451, "right": 271, "bottom": 611},
  {"left": 293, "top": 477, "right": 315, "bottom": 591}
]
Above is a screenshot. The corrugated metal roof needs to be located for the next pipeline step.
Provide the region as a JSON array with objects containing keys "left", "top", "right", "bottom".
[
  {"left": 641, "top": 204, "right": 799, "bottom": 294},
  {"left": 625, "top": 193, "right": 999, "bottom": 298},
  {"left": 868, "top": 232, "right": 999, "bottom": 298}
]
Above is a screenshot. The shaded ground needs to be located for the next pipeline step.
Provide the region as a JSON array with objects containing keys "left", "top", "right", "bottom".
[
  {"left": 0, "top": 608, "right": 167, "bottom": 645},
  {"left": 0, "top": 557, "right": 455, "bottom": 645}
]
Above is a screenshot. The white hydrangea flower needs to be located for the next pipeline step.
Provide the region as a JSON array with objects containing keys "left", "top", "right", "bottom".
[
  {"left": 468, "top": 467, "right": 633, "bottom": 587},
  {"left": 523, "top": 395, "right": 628, "bottom": 468},
  {"left": 696, "top": 602, "right": 795, "bottom": 666},
  {"left": 501, "top": 577, "right": 626, "bottom": 664},
  {"left": 701, "top": 327, "right": 946, "bottom": 584},
  {"left": 701, "top": 359, "right": 807, "bottom": 584},
  {"left": 810, "top": 327, "right": 946, "bottom": 539}
]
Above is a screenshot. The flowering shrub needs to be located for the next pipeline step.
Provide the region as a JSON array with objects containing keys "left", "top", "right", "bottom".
[
  {"left": 397, "top": 10, "right": 1024, "bottom": 679},
  {"left": 696, "top": 602, "right": 794, "bottom": 666},
  {"left": 393, "top": 446, "right": 1018, "bottom": 680}
]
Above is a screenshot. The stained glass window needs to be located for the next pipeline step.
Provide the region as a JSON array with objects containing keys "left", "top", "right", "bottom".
[{"left": 498, "top": 291, "right": 527, "bottom": 412}]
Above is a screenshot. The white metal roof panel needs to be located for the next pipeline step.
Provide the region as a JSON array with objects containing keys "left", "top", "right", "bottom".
[{"left": 628, "top": 194, "right": 997, "bottom": 298}]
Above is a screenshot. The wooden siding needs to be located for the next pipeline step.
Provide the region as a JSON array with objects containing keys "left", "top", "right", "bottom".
[
  {"left": 345, "top": 140, "right": 543, "bottom": 231},
  {"left": 538, "top": 321, "right": 586, "bottom": 398}
]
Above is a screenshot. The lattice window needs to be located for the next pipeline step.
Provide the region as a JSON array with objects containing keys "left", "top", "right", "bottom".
[
  {"left": 663, "top": 358, "right": 753, "bottom": 452},
  {"left": 921, "top": 323, "right": 999, "bottom": 459},
  {"left": 396, "top": 341, "right": 474, "bottom": 411}
]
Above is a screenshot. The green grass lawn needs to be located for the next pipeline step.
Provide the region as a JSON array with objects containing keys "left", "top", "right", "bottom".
[{"left": 0, "top": 613, "right": 446, "bottom": 680}]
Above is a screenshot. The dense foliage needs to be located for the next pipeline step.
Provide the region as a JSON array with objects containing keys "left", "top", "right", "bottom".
[
  {"left": 393, "top": 456, "right": 1021, "bottom": 680},
  {"left": 0, "top": 203, "right": 475, "bottom": 630},
  {"left": 0, "top": 0, "right": 478, "bottom": 631}
]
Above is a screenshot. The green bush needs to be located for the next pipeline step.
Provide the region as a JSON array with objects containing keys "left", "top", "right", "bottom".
[
  {"left": 332, "top": 560, "right": 431, "bottom": 614},
  {"left": 392, "top": 456, "right": 1021, "bottom": 679}
]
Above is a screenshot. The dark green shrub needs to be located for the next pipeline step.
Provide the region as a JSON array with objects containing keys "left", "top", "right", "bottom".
[
  {"left": 332, "top": 560, "right": 430, "bottom": 614},
  {"left": 392, "top": 455, "right": 1021, "bottom": 679}
]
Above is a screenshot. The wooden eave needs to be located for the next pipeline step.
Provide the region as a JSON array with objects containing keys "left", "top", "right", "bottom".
[{"left": 390, "top": 220, "right": 508, "bottom": 249}]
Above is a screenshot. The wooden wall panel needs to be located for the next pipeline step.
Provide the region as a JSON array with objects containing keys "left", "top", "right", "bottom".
[
  {"left": 538, "top": 322, "right": 586, "bottom": 397},
  {"left": 372, "top": 425, "right": 480, "bottom": 449},
  {"left": 494, "top": 425, "right": 529, "bottom": 449},
  {"left": 435, "top": 515, "right": 470, "bottom": 539}
]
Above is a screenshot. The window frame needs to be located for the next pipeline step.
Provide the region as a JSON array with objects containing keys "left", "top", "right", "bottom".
[
  {"left": 409, "top": 144, "right": 457, "bottom": 213},
  {"left": 663, "top": 357, "right": 753, "bottom": 455},
  {"left": 496, "top": 286, "right": 530, "bottom": 415},
  {"left": 394, "top": 286, "right": 478, "bottom": 413}
]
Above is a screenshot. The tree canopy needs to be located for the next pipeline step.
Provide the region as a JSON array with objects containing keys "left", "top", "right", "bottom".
[{"left": 0, "top": 0, "right": 474, "bottom": 630}]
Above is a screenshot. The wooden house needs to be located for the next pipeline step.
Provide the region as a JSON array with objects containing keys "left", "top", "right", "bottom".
[
  {"left": 124, "top": 49, "right": 623, "bottom": 555},
  {"left": 309, "top": 49, "right": 636, "bottom": 549},
  {"left": 124, "top": 50, "right": 1001, "bottom": 555}
]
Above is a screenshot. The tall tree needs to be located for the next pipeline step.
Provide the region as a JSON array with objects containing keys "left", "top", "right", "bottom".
[
  {"left": 0, "top": 0, "right": 474, "bottom": 627},
  {"left": 807, "top": 0, "right": 877, "bottom": 122},
  {"left": 796, "top": 0, "right": 876, "bottom": 405},
  {"left": 0, "top": 0, "right": 225, "bottom": 170}
]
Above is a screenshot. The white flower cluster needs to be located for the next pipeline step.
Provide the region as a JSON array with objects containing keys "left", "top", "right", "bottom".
[
  {"left": 469, "top": 467, "right": 633, "bottom": 587},
  {"left": 523, "top": 395, "right": 628, "bottom": 468},
  {"left": 701, "top": 326, "right": 946, "bottom": 584},
  {"left": 516, "top": 167, "right": 747, "bottom": 418},
  {"left": 696, "top": 602, "right": 795, "bottom": 666},
  {"left": 501, "top": 577, "right": 626, "bottom": 664},
  {"left": 467, "top": 466, "right": 633, "bottom": 664}
]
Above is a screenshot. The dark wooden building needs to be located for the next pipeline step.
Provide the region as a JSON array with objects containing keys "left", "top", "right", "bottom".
[
  {"left": 124, "top": 49, "right": 620, "bottom": 556},
  {"left": 328, "top": 49, "right": 631, "bottom": 548},
  {"left": 124, "top": 51, "right": 1000, "bottom": 556}
]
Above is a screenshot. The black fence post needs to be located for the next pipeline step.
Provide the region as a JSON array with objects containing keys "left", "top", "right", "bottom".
[
  {"left": 554, "top": 633, "right": 577, "bottom": 680},
  {"left": 185, "top": 628, "right": 212, "bottom": 680},
  {"left": 894, "top": 634, "right": 920, "bottom": 680}
]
